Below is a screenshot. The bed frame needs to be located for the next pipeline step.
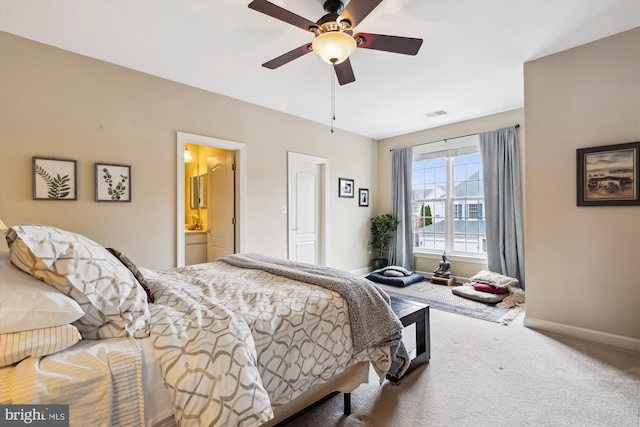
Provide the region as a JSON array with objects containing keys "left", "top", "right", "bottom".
[
  {"left": 262, "top": 361, "right": 370, "bottom": 426},
  {"left": 148, "top": 362, "right": 370, "bottom": 427}
]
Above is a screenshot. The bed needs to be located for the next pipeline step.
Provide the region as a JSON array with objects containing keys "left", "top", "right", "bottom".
[{"left": 0, "top": 224, "right": 409, "bottom": 427}]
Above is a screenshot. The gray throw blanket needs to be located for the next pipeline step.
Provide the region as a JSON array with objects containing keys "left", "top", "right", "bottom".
[{"left": 219, "top": 253, "right": 410, "bottom": 378}]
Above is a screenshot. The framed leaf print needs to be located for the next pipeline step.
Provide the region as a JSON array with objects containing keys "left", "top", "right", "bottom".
[
  {"left": 96, "top": 163, "right": 131, "bottom": 202},
  {"left": 32, "top": 157, "right": 77, "bottom": 200}
]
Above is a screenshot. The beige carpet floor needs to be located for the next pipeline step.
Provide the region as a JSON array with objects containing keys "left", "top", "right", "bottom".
[{"left": 280, "top": 310, "right": 640, "bottom": 427}]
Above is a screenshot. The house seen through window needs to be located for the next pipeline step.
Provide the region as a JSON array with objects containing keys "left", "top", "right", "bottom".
[{"left": 412, "top": 135, "right": 487, "bottom": 257}]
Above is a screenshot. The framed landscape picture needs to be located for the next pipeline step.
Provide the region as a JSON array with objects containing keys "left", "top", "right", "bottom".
[
  {"left": 577, "top": 141, "right": 639, "bottom": 206},
  {"left": 96, "top": 163, "right": 131, "bottom": 202},
  {"left": 32, "top": 157, "right": 77, "bottom": 200}
]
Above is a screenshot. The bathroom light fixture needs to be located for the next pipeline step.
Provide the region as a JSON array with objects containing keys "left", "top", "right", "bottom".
[{"left": 184, "top": 146, "right": 192, "bottom": 163}]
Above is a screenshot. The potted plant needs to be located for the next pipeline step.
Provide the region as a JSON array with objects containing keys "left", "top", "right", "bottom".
[{"left": 369, "top": 214, "right": 400, "bottom": 269}]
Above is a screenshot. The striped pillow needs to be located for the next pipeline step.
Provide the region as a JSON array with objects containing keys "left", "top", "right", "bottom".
[
  {"left": 0, "top": 324, "right": 81, "bottom": 367},
  {"left": 6, "top": 225, "right": 150, "bottom": 340}
]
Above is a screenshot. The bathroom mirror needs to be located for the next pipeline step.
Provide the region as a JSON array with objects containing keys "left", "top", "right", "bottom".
[{"left": 190, "top": 174, "right": 207, "bottom": 208}]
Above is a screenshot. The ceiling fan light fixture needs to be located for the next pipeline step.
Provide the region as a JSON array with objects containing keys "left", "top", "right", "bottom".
[{"left": 312, "top": 31, "right": 357, "bottom": 64}]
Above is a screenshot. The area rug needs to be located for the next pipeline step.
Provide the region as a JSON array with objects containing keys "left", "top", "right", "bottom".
[{"left": 378, "top": 281, "right": 524, "bottom": 324}]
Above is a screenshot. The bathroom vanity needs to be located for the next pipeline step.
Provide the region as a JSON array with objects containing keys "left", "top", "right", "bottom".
[{"left": 185, "top": 230, "right": 207, "bottom": 265}]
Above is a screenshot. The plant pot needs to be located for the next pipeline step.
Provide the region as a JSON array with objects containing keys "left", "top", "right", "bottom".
[{"left": 372, "top": 258, "right": 388, "bottom": 270}]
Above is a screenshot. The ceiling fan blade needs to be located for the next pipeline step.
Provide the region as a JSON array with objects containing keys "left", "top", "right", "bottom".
[
  {"left": 334, "top": 59, "right": 356, "bottom": 85},
  {"left": 262, "top": 43, "right": 313, "bottom": 69},
  {"left": 339, "top": 0, "right": 383, "bottom": 29},
  {"left": 249, "top": 0, "right": 318, "bottom": 32},
  {"left": 354, "top": 33, "right": 423, "bottom": 55}
]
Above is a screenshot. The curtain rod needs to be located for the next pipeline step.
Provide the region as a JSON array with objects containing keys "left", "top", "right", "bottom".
[{"left": 390, "top": 124, "right": 520, "bottom": 151}]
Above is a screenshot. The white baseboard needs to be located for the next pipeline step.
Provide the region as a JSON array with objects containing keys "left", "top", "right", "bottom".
[{"left": 524, "top": 317, "right": 640, "bottom": 353}]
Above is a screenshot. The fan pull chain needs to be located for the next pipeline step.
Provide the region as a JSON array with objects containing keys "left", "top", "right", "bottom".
[{"left": 330, "top": 64, "right": 336, "bottom": 134}]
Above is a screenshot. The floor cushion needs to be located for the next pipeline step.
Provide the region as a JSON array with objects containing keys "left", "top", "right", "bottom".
[
  {"left": 367, "top": 272, "right": 424, "bottom": 287},
  {"left": 472, "top": 283, "right": 509, "bottom": 294},
  {"left": 452, "top": 285, "right": 508, "bottom": 304}
]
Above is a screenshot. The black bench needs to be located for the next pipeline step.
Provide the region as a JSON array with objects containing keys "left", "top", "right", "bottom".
[{"left": 386, "top": 295, "right": 431, "bottom": 382}]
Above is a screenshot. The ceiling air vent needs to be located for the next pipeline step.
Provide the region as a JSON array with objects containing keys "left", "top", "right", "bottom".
[{"left": 423, "top": 110, "right": 447, "bottom": 118}]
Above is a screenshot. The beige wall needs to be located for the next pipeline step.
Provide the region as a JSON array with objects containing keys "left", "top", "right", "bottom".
[
  {"left": 377, "top": 109, "right": 525, "bottom": 279},
  {"left": 524, "top": 28, "right": 639, "bottom": 341},
  {"left": 0, "top": 32, "right": 377, "bottom": 271},
  {"left": 2, "top": 28, "right": 638, "bottom": 345}
]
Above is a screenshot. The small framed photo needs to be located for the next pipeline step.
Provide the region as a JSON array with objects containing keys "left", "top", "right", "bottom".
[
  {"left": 338, "top": 177, "right": 354, "bottom": 198},
  {"left": 32, "top": 156, "right": 77, "bottom": 200},
  {"left": 96, "top": 163, "right": 131, "bottom": 202},
  {"left": 359, "top": 188, "right": 369, "bottom": 207},
  {"left": 577, "top": 141, "right": 639, "bottom": 206}
]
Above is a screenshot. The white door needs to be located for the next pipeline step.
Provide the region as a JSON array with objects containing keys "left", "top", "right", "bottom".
[
  {"left": 207, "top": 150, "right": 235, "bottom": 261},
  {"left": 288, "top": 153, "right": 328, "bottom": 265}
]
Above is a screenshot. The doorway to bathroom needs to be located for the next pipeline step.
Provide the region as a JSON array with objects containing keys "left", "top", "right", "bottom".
[{"left": 176, "top": 132, "right": 246, "bottom": 267}]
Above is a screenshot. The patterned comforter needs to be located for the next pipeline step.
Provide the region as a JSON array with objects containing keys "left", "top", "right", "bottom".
[{"left": 142, "top": 258, "right": 402, "bottom": 427}]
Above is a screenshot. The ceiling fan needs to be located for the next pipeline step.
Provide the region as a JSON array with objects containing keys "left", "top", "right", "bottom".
[{"left": 248, "top": 0, "right": 423, "bottom": 85}]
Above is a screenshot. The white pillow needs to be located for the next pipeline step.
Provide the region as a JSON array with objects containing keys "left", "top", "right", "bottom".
[
  {"left": 1, "top": 229, "right": 84, "bottom": 333},
  {"left": 469, "top": 270, "right": 519, "bottom": 288},
  {"left": 0, "top": 324, "right": 82, "bottom": 367},
  {"left": 6, "top": 224, "right": 150, "bottom": 339},
  {"left": 383, "top": 269, "right": 405, "bottom": 277},
  {"left": 0, "top": 257, "right": 85, "bottom": 334}
]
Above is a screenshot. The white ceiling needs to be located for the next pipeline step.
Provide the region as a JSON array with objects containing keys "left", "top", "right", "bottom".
[{"left": 1, "top": 0, "right": 638, "bottom": 139}]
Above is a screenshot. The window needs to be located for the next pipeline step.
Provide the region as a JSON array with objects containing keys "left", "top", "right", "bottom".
[{"left": 412, "top": 135, "right": 486, "bottom": 257}]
